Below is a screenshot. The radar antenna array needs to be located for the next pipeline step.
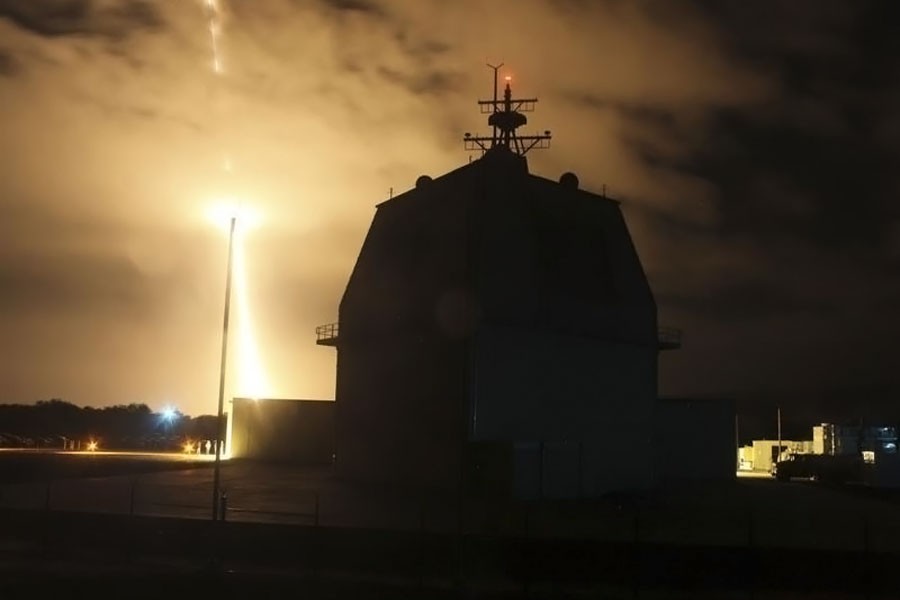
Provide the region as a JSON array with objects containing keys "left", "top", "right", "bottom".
[{"left": 464, "top": 64, "right": 551, "bottom": 156}]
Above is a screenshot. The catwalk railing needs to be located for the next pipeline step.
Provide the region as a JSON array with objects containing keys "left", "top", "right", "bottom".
[
  {"left": 317, "top": 321, "right": 682, "bottom": 350},
  {"left": 315, "top": 322, "right": 339, "bottom": 346}
]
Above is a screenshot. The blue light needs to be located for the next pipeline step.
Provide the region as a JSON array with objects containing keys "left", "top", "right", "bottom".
[{"left": 161, "top": 406, "right": 178, "bottom": 422}]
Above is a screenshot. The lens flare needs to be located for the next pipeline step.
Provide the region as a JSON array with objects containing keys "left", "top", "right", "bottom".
[{"left": 206, "top": 201, "right": 262, "bottom": 232}]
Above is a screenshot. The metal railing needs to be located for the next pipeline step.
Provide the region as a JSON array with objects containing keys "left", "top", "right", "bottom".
[
  {"left": 657, "top": 327, "right": 682, "bottom": 350},
  {"left": 315, "top": 322, "right": 339, "bottom": 345}
]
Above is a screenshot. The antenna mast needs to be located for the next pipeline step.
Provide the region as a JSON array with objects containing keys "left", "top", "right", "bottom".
[
  {"left": 487, "top": 62, "right": 503, "bottom": 145},
  {"left": 464, "top": 65, "right": 551, "bottom": 156}
]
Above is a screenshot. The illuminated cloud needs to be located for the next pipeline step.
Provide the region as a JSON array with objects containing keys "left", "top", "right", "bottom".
[{"left": 0, "top": 0, "right": 897, "bottom": 418}]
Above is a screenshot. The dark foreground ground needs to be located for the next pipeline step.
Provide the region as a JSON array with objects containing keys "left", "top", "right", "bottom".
[
  {"left": 2, "top": 451, "right": 900, "bottom": 598},
  {"left": 1, "top": 508, "right": 898, "bottom": 599},
  {"left": 0, "top": 449, "right": 212, "bottom": 483}
]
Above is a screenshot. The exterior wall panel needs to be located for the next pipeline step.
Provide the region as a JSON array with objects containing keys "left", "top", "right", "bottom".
[
  {"left": 230, "top": 398, "right": 334, "bottom": 463},
  {"left": 654, "top": 398, "right": 735, "bottom": 482}
]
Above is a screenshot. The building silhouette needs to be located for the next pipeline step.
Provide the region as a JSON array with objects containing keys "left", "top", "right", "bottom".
[{"left": 314, "top": 75, "right": 704, "bottom": 497}]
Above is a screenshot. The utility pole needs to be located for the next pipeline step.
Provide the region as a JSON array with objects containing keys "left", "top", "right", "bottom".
[
  {"left": 212, "top": 215, "right": 236, "bottom": 521},
  {"left": 777, "top": 406, "right": 783, "bottom": 466}
]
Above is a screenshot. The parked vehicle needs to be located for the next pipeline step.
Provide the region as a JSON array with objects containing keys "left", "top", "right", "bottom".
[{"left": 774, "top": 453, "right": 863, "bottom": 483}]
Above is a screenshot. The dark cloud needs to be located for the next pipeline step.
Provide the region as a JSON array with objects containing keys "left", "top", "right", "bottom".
[
  {"left": 0, "top": 0, "right": 163, "bottom": 39},
  {"left": 391, "top": 30, "right": 451, "bottom": 60},
  {"left": 689, "top": 108, "right": 897, "bottom": 253},
  {"left": 319, "top": 0, "right": 385, "bottom": 17},
  {"left": 0, "top": 0, "right": 896, "bottom": 416},
  {"left": 0, "top": 254, "right": 157, "bottom": 316},
  {"left": 377, "top": 65, "right": 464, "bottom": 96},
  {"left": 582, "top": 0, "right": 900, "bottom": 320},
  {"left": 0, "top": 0, "right": 88, "bottom": 37},
  {"left": 0, "top": 47, "right": 16, "bottom": 76},
  {"left": 568, "top": 95, "right": 677, "bottom": 126},
  {"left": 657, "top": 281, "right": 837, "bottom": 321}
]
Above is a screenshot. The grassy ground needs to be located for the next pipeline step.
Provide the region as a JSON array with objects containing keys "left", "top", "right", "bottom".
[
  {"left": 2, "top": 452, "right": 900, "bottom": 597},
  {"left": 0, "top": 449, "right": 212, "bottom": 484},
  {"left": 0, "top": 507, "right": 897, "bottom": 599}
]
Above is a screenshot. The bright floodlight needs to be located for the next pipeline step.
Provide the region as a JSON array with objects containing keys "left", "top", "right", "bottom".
[
  {"left": 205, "top": 199, "right": 263, "bottom": 234},
  {"left": 162, "top": 406, "right": 178, "bottom": 422},
  {"left": 87, "top": 440, "right": 98, "bottom": 452}
]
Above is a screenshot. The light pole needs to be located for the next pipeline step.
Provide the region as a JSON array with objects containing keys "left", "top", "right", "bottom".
[{"left": 212, "top": 215, "right": 236, "bottom": 521}]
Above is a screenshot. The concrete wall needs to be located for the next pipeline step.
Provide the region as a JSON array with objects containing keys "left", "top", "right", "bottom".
[
  {"left": 472, "top": 326, "right": 657, "bottom": 494},
  {"left": 863, "top": 454, "right": 900, "bottom": 488},
  {"left": 813, "top": 426, "right": 825, "bottom": 454},
  {"left": 749, "top": 439, "right": 812, "bottom": 472},
  {"left": 335, "top": 162, "right": 472, "bottom": 489},
  {"left": 654, "top": 398, "right": 735, "bottom": 483},
  {"left": 335, "top": 337, "right": 466, "bottom": 488},
  {"left": 335, "top": 148, "right": 660, "bottom": 496},
  {"left": 464, "top": 153, "right": 658, "bottom": 496},
  {"left": 230, "top": 398, "right": 334, "bottom": 464}
]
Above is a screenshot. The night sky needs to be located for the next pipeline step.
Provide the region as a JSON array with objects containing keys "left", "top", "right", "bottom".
[{"left": 1, "top": 1, "right": 898, "bottom": 426}]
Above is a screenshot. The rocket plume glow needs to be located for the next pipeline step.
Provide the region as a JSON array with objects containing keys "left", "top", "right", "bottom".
[
  {"left": 205, "top": 0, "right": 223, "bottom": 75},
  {"left": 233, "top": 225, "right": 268, "bottom": 398},
  {"left": 204, "top": 0, "right": 269, "bottom": 401}
]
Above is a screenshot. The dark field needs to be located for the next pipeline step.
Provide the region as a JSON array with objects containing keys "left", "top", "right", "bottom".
[
  {"left": 2, "top": 506, "right": 899, "bottom": 599},
  {"left": 2, "top": 450, "right": 900, "bottom": 598},
  {"left": 0, "top": 449, "right": 213, "bottom": 484}
]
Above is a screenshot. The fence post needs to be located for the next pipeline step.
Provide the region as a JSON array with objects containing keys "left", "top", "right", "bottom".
[
  {"left": 42, "top": 481, "right": 52, "bottom": 555},
  {"left": 521, "top": 504, "right": 532, "bottom": 598},
  {"left": 631, "top": 506, "right": 640, "bottom": 597},
  {"left": 747, "top": 508, "right": 754, "bottom": 548},
  {"left": 418, "top": 495, "right": 426, "bottom": 590},
  {"left": 747, "top": 508, "right": 756, "bottom": 598},
  {"left": 219, "top": 491, "right": 227, "bottom": 522},
  {"left": 862, "top": 513, "right": 869, "bottom": 554},
  {"left": 862, "top": 514, "right": 870, "bottom": 599},
  {"left": 125, "top": 477, "right": 138, "bottom": 564},
  {"left": 455, "top": 487, "right": 465, "bottom": 593},
  {"left": 312, "top": 492, "right": 320, "bottom": 578},
  {"left": 538, "top": 442, "right": 545, "bottom": 499},
  {"left": 524, "top": 503, "right": 530, "bottom": 538},
  {"left": 577, "top": 441, "right": 584, "bottom": 499}
]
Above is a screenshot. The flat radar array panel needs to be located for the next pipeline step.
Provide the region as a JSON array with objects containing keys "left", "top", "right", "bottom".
[{"left": 464, "top": 64, "right": 552, "bottom": 156}]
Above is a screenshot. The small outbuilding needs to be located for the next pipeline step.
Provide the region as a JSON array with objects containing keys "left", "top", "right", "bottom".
[{"left": 228, "top": 397, "right": 334, "bottom": 464}]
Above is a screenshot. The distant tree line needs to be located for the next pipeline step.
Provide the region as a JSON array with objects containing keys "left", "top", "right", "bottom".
[{"left": 0, "top": 399, "right": 220, "bottom": 451}]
